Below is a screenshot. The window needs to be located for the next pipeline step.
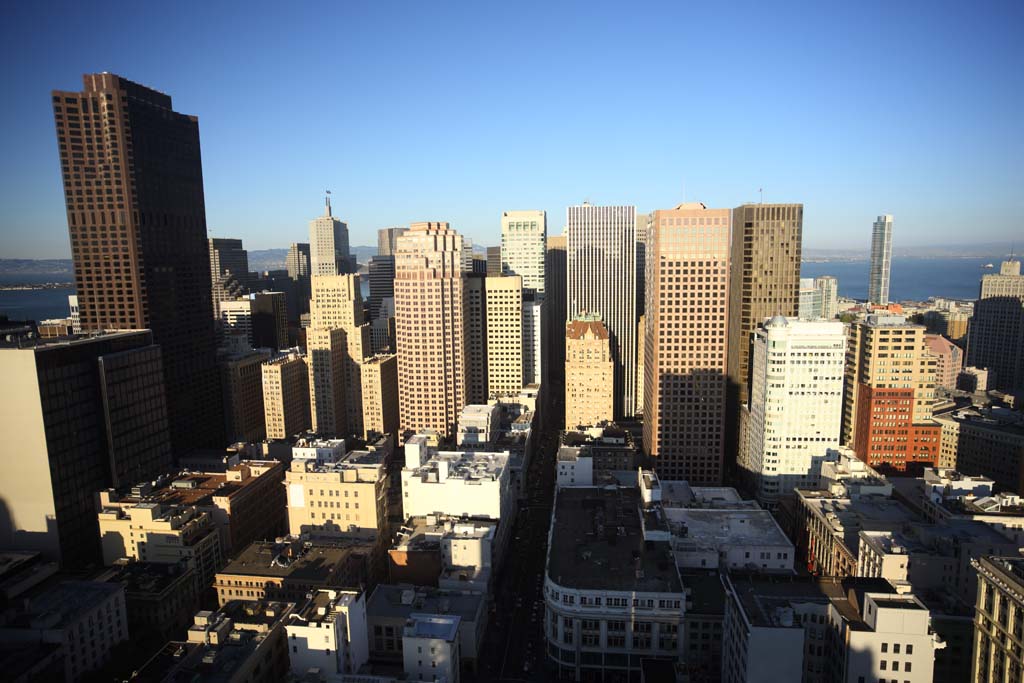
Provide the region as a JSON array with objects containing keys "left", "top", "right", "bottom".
[
  {"left": 881, "top": 643, "right": 888, "bottom": 653},
  {"left": 905, "top": 663, "right": 911, "bottom": 672},
  {"left": 880, "top": 661, "right": 887, "bottom": 670},
  {"left": 905, "top": 644, "right": 913, "bottom": 655}
]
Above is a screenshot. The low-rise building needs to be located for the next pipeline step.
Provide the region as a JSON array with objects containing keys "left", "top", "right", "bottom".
[
  {"left": 722, "top": 574, "right": 944, "bottom": 683},
  {"left": 98, "top": 460, "right": 286, "bottom": 556},
  {"left": 933, "top": 406, "right": 1024, "bottom": 493},
  {"left": 137, "top": 600, "right": 294, "bottom": 683},
  {"left": 0, "top": 580, "right": 128, "bottom": 681},
  {"left": 97, "top": 560, "right": 198, "bottom": 644},
  {"left": 403, "top": 614, "right": 461, "bottom": 683},
  {"left": 387, "top": 515, "right": 497, "bottom": 591},
  {"left": 213, "top": 538, "right": 371, "bottom": 607},
  {"left": 556, "top": 425, "right": 639, "bottom": 488},
  {"left": 544, "top": 486, "right": 685, "bottom": 681},
  {"left": 96, "top": 501, "right": 223, "bottom": 593},
  {"left": 456, "top": 404, "right": 502, "bottom": 447},
  {"left": 366, "top": 583, "right": 488, "bottom": 672},
  {"left": 286, "top": 589, "right": 369, "bottom": 679}
]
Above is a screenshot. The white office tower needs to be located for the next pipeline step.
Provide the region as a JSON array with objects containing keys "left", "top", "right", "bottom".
[
  {"left": 522, "top": 296, "right": 543, "bottom": 385},
  {"left": 567, "top": 203, "right": 637, "bottom": 418},
  {"left": 798, "top": 278, "right": 818, "bottom": 319},
  {"left": 309, "top": 194, "right": 354, "bottom": 275},
  {"left": 742, "top": 317, "right": 846, "bottom": 507},
  {"left": 501, "top": 210, "right": 547, "bottom": 295},
  {"left": 868, "top": 214, "right": 893, "bottom": 306}
]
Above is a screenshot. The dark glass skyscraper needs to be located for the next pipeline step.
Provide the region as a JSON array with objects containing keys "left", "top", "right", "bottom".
[{"left": 52, "top": 73, "right": 224, "bottom": 450}]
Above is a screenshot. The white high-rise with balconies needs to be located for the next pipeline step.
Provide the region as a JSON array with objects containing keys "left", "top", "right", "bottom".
[
  {"left": 869, "top": 215, "right": 893, "bottom": 306},
  {"left": 741, "top": 317, "right": 846, "bottom": 507},
  {"left": 567, "top": 204, "right": 637, "bottom": 418}
]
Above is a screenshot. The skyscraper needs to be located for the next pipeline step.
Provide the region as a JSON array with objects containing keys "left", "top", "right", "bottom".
[
  {"left": 262, "top": 351, "right": 311, "bottom": 440},
  {"left": 868, "top": 214, "right": 894, "bottom": 306},
  {"left": 309, "top": 195, "right": 354, "bottom": 275},
  {"left": 842, "top": 315, "right": 940, "bottom": 471},
  {"left": 286, "top": 242, "right": 311, "bottom": 319},
  {"left": 368, "top": 256, "right": 396, "bottom": 321},
  {"left": 394, "top": 222, "right": 468, "bottom": 438},
  {"left": 522, "top": 295, "right": 543, "bottom": 386},
  {"left": 727, "top": 203, "right": 803, "bottom": 406},
  {"left": 209, "top": 238, "right": 251, "bottom": 318},
  {"left": 464, "top": 274, "right": 488, "bottom": 405},
  {"left": 310, "top": 275, "right": 370, "bottom": 436},
  {"left": 485, "top": 275, "right": 523, "bottom": 397},
  {"left": 545, "top": 235, "right": 567, "bottom": 426},
  {"left": 377, "top": 227, "right": 408, "bottom": 258},
  {"left": 643, "top": 203, "right": 731, "bottom": 484},
  {"left": 0, "top": 331, "right": 172, "bottom": 564},
  {"left": 566, "top": 204, "right": 637, "bottom": 418},
  {"left": 52, "top": 73, "right": 223, "bottom": 450},
  {"left": 565, "top": 315, "right": 614, "bottom": 430},
  {"left": 500, "top": 210, "right": 547, "bottom": 295},
  {"left": 967, "top": 260, "right": 1024, "bottom": 392},
  {"left": 740, "top": 318, "right": 845, "bottom": 507},
  {"left": 486, "top": 246, "right": 502, "bottom": 277},
  {"left": 307, "top": 327, "right": 347, "bottom": 437}
]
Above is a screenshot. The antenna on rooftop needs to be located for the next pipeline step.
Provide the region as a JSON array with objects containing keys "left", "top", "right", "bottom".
[{"left": 759, "top": 187, "right": 764, "bottom": 204}]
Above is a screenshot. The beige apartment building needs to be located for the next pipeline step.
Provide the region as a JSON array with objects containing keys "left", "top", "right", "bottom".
[
  {"left": 642, "top": 203, "right": 731, "bottom": 484},
  {"left": 934, "top": 408, "right": 1024, "bottom": 493},
  {"left": 310, "top": 274, "right": 371, "bottom": 435},
  {"left": 96, "top": 503, "right": 223, "bottom": 591},
  {"left": 220, "top": 346, "right": 271, "bottom": 443},
  {"left": 485, "top": 275, "right": 523, "bottom": 397},
  {"left": 925, "top": 333, "right": 963, "bottom": 392},
  {"left": 565, "top": 315, "right": 614, "bottom": 430},
  {"left": 394, "top": 222, "right": 468, "bottom": 438},
  {"left": 284, "top": 450, "right": 389, "bottom": 541},
  {"left": 972, "top": 556, "right": 1024, "bottom": 683},
  {"left": 307, "top": 326, "right": 347, "bottom": 436},
  {"left": 262, "top": 351, "right": 311, "bottom": 439},
  {"left": 361, "top": 353, "right": 399, "bottom": 441}
]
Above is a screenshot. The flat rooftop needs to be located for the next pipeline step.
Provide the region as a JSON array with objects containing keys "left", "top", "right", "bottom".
[
  {"left": 218, "top": 540, "right": 368, "bottom": 580},
  {"left": 663, "top": 508, "right": 791, "bottom": 549},
  {"left": 107, "top": 463, "right": 279, "bottom": 508},
  {"left": 798, "top": 490, "right": 918, "bottom": 557},
  {"left": 367, "top": 584, "right": 485, "bottom": 622},
  {"left": 728, "top": 574, "right": 895, "bottom": 631},
  {"left": 405, "top": 613, "right": 460, "bottom": 642},
  {"left": 293, "top": 589, "right": 361, "bottom": 624},
  {"left": 408, "top": 450, "right": 509, "bottom": 482},
  {"left": 548, "top": 487, "right": 682, "bottom": 594}
]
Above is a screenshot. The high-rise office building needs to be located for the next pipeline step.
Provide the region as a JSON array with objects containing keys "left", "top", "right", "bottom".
[
  {"left": 967, "top": 260, "right": 1024, "bottom": 392},
  {"left": 642, "top": 203, "right": 731, "bottom": 484},
  {"left": 377, "top": 227, "right": 408, "bottom": 258},
  {"left": 565, "top": 315, "right": 614, "bottom": 430},
  {"left": 310, "top": 275, "right": 370, "bottom": 436},
  {"left": 464, "top": 275, "right": 488, "bottom": 405},
  {"left": 307, "top": 327, "right": 347, "bottom": 437},
  {"left": 0, "top": 331, "right": 172, "bottom": 565},
  {"left": 394, "top": 222, "right": 468, "bottom": 438},
  {"left": 545, "top": 235, "right": 567, "bottom": 426},
  {"left": 868, "top": 214, "right": 894, "bottom": 306},
  {"left": 566, "top": 204, "right": 637, "bottom": 418},
  {"left": 209, "top": 238, "right": 251, "bottom": 318},
  {"left": 286, "top": 242, "right": 311, "bottom": 319},
  {"left": 485, "top": 276, "right": 523, "bottom": 397},
  {"left": 367, "top": 256, "right": 395, "bottom": 322},
  {"left": 740, "top": 318, "right": 846, "bottom": 507},
  {"left": 500, "top": 210, "right": 547, "bottom": 295},
  {"left": 219, "top": 343, "right": 270, "bottom": 444},
  {"left": 635, "top": 212, "right": 648, "bottom": 320},
  {"left": 52, "top": 73, "right": 223, "bottom": 450},
  {"left": 262, "top": 351, "right": 311, "bottom": 440},
  {"left": 842, "top": 315, "right": 940, "bottom": 471},
  {"left": 727, "top": 204, "right": 803, "bottom": 406},
  {"left": 219, "top": 292, "right": 289, "bottom": 351},
  {"left": 360, "top": 353, "right": 399, "bottom": 441},
  {"left": 486, "top": 246, "right": 502, "bottom": 277},
  {"left": 310, "top": 195, "right": 354, "bottom": 276},
  {"left": 523, "top": 295, "right": 543, "bottom": 386},
  {"left": 815, "top": 276, "right": 839, "bottom": 320}
]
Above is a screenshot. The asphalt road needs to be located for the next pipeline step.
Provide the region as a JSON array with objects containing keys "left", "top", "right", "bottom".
[{"left": 473, "top": 421, "right": 559, "bottom": 682}]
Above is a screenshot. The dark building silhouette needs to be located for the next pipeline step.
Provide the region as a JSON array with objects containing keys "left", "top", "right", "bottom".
[{"left": 52, "top": 73, "right": 224, "bottom": 451}]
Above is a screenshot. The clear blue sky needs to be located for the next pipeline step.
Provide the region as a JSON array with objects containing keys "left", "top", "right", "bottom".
[{"left": 1, "top": 0, "right": 1022, "bottom": 258}]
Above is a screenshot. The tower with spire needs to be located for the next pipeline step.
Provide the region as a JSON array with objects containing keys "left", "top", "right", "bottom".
[{"left": 309, "top": 191, "right": 354, "bottom": 275}]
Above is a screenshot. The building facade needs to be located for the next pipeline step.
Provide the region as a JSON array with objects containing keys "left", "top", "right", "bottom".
[
  {"left": 306, "top": 327, "right": 347, "bottom": 437},
  {"left": 500, "top": 209, "right": 547, "bottom": 295},
  {"left": 52, "top": 72, "right": 223, "bottom": 450},
  {"left": 869, "top": 214, "right": 894, "bottom": 306},
  {"left": 262, "top": 351, "right": 310, "bottom": 440},
  {"left": 484, "top": 275, "right": 523, "bottom": 397},
  {"left": 972, "top": 555, "right": 1024, "bottom": 683},
  {"left": 564, "top": 315, "right": 614, "bottom": 430},
  {"left": 361, "top": 353, "right": 399, "bottom": 441},
  {"left": 394, "top": 223, "right": 468, "bottom": 438},
  {"left": 309, "top": 195, "right": 353, "bottom": 275},
  {"left": 209, "top": 237, "right": 250, "bottom": 318},
  {"left": 566, "top": 203, "right": 638, "bottom": 418},
  {"left": 967, "top": 260, "right": 1024, "bottom": 392},
  {"left": 643, "top": 203, "right": 731, "bottom": 484}
]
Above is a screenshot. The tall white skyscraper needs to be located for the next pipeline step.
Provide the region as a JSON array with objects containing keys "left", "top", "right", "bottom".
[
  {"left": 567, "top": 203, "right": 637, "bottom": 418},
  {"left": 868, "top": 214, "right": 893, "bottom": 306},
  {"left": 309, "top": 194, "right": 354, "bottom": 276},
  {"left": 501, "top": 210, "right": 547, "bottom": 295},
  {"left": 741, "top": 317, "right": 846, "bottom": 507}
]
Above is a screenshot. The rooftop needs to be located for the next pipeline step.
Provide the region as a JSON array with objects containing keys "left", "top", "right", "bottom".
[
  {"left": 548, "top": 487, "right": 682, "bottom": 594},
  {"left": 405, "top": 613, "right": 460, "bottom": 642},
  {"left": 16, "top": 581, "right": 123, "bottom": 630},
  {"left": 406, "top": 450, "right": 508, "bottom": 483},
  {"left": 663, "top": 508, "right": 792, "bottom": 550},
  {"left": 367, "top": 584, "right": 486, "bottom": 623},
  {"left": 99, "top": 560, "right": 194, "bottom": 597},
  {"left": 566, "top": 317, "right": 609, "bottom": 340},
  {"left": 218, "top": 539, "right": 369, "bottom": 580},
  {"left": 102, "top": 462, "right": 280, "bottom": 508},
  {"left": 727, "top": 574, "right": 896, "bottom": 630},
  {"left": 798, "top": 490, "right": 918, "bottom": 558},
  {"left": 293, "top": 589, "right": 362, "bottom": 625}
]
